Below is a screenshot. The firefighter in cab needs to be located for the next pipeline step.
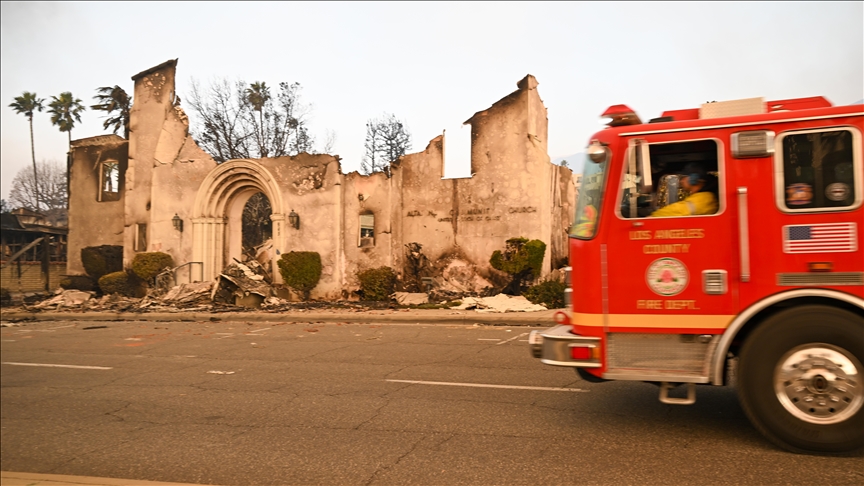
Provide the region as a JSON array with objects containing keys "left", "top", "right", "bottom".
[{"left": 651, "top": 163, "right": 718, "bottom": 217}]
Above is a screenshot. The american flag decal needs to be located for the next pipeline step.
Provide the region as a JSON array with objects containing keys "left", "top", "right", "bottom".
[{"left": 783, "top": 223, "right": 857, "bottom": 253}]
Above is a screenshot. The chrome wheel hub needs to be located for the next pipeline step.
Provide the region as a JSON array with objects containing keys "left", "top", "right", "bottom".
[{"left": 774, "top": 344, "right": 863, "bottom": 424}]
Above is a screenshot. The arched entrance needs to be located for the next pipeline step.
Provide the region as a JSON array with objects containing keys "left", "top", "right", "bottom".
[{"left": 192, "top": 160, "right": 286, "bottom": 282}]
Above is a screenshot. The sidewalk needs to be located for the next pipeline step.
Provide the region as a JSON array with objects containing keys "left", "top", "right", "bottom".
[
  {"left": 0, "top": 307, "right": 557, "bottom": 326},
  {"left": 0, "top": 471, "right": 205, "bottom": 486}
]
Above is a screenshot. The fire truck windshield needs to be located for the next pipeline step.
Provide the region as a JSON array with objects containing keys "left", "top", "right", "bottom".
[{"left": 570, "top": 153, "right": 608, "bottom": 239}]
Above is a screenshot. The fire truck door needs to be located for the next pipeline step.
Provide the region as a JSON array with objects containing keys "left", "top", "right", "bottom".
[{"left": 605, "top": 138, "right": 736, "bottom": 335}]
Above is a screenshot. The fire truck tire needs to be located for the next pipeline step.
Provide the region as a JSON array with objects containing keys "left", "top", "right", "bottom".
[{"left": 738, "top": 305, "right": 864, "bottom": 454}]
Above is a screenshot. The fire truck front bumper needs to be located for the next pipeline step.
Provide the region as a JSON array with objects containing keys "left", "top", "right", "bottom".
[{"left": 528, "top": 325, "right": 601, "bottom": 368}]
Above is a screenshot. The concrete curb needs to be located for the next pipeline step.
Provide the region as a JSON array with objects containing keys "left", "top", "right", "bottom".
[
  {"left": 0, "top": 308, "right": 557, "bottom": 326},
  {"left": 0, "top": 470, "right": 204, "bottom": 486}
]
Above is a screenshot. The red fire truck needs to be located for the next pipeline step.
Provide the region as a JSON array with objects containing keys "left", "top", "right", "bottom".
[{"left": 529, "top": 96, "right": 863, "bottom": 454}]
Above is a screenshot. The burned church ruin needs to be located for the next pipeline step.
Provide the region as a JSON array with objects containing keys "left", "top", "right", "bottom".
[{"left": 67, "top": 59, "right": 576, "bottom": 300}]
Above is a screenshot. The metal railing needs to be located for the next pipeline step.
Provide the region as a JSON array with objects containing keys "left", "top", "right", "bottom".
[{"left": 173, "top": 261, "right": 204, "bottom": 284}]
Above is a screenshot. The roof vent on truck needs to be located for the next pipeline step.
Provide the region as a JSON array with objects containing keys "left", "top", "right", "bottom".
[{"left": 700, "top": 97, "right": 766, "bottom": 119}]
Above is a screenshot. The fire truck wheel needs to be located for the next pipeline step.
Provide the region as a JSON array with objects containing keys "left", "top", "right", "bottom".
[{"left": 738, "top": 305, "right": 864, "bottom": 454}]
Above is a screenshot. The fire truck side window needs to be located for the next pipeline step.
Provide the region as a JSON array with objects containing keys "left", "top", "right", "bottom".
[
  {"left": 779, "top": 128, "right": 860, "bottom": 211},
  {"left": 620, "top": 139, "right": 720, "bottom": 218}
]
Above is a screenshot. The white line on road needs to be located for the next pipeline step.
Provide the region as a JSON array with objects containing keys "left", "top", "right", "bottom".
[
  {"left": 386, "top": 379, "right": 587, "bottom": 392},
  {"left": 496, "top": 332, "right": 528, "bottom": 345},
  {"left": 248, "top": 328, "right": 271, "bottom": 333},
  {"left": 2, "top": 362, "right": 113, "bottom": 370},
  {"left": 477, "top": 338, "right": 501, "bottom": 341}
]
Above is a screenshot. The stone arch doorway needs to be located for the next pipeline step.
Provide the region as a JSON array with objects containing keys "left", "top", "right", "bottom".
[
  {"left": 241, "top": 192, "right": 273, "bottom": 257},
  {"left": 192, "top": 160, "right": 286, "bottom": 282}
]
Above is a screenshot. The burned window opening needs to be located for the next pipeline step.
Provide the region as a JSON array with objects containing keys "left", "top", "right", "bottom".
[
  {"left": 99, "top": 160, "right": 120, "bottom": 202},
  {"left": 134, "top": 223, "right": 147, "bottom": 252},
  {"left": 359, "top": 213, "right": 375, "bottom": 248}
]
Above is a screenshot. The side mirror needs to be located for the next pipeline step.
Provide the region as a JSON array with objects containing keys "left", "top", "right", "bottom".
[{"left": 587, "top": 140, "right": 607, "bottom": 164}]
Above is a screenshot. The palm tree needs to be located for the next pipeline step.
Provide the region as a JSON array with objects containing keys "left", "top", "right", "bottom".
[
  {"left": 9, "top": 91, "right": 45, "bottom": 210},
  {"left": 245, "top": 81, "right": 270, "bottom": 157},
  {"left": 48, "top": 92, "right": 86, "bottom": 148},
  {"left": 91, "top": 86, "right": 131, "bottom": 139}
]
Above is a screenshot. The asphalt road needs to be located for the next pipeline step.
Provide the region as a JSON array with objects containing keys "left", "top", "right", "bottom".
[{"left": 2, "top": 319, "right": 862, "bottom": 485}]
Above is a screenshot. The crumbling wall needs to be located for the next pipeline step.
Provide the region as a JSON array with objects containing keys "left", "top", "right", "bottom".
[
  {"left": 67, "top": 135, "right": 128, "bottom": 275},
  {"left": 392, "top": 136, "right": 457, "bottom": 276},
  {"left": 549, "top": 164, "right": 576, "bottom": 268},
  {"left": 66, "top": 59, "right": 575, "bottom": 302},
  {"left": 453, "top": 75, "right": 558, "bottom": 279},
  {"left": 341, "top": 168, "right": 396, "bottom": 297},
  {"left": 148, "top": 99, "right": 217, "bottom": 277},
  {"left": 125, "top": 59, "right": 180, "bottom": 267},
  {"left": 265, "top": 153, "right": 344, "bottom": 299}
]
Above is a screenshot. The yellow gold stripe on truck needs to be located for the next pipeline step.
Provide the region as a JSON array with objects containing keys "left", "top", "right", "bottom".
[{"left": 572, "top": 313, "right": 735, "bottom": 330}]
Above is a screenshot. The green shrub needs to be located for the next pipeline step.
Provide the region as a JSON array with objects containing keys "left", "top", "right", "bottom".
[
  {"left": 490, "top": 237, "right": 547, "bottom": 294},
  {"left": 131, "top": 252, "right": 174, "bottom": 281},
  {"left": 60, "top": 275, "right": 96, "bottom": 292},
  {"left": 524, "top": 280, "right": 565, "bottom": 309},
  {"left": 81, "top": 245, "right": 123, "bottom": 280},
  {"left": 357, "top": 266, "right": 397, "bottom": 301},
  {"left": 277, "top": 251, "right": 322, "bottom": 301},
  {"left": 490, "top": 237, "right": 546, "bottom": 279},
  {"left": 98, "top": 271, "right": 136, "bottom": 296}
]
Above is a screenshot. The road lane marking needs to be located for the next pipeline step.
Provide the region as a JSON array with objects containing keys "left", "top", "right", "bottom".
[
  {"left": 248, "top": 328, "right": 271, "bottom": 333},
  {"left": 2, "top": 362, "right": 112, "bottom": 370},
  {"left": 386, "top": 379, "right": 587, "bottom": 392},
  {"left": 477, "top": 338, "right": 500, "bottom": 341},
  {"left": 496, "top": 332, "right": 528, "bottom": 345}
]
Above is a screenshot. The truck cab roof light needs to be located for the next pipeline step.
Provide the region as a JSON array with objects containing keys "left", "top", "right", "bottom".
[{"left": 601, "top": 104, "right": 642, "bottom": 127}]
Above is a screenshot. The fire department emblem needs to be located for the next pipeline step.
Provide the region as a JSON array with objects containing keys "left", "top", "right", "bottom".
[{"left": 646, "top": 258, "right": 689, "bottom": 296}]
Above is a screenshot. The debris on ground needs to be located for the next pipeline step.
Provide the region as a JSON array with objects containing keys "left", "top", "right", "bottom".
[
  {"left": 392, "top": 292, "right": 429, "bottom": 306},
  {"left": 161, "top": 281, "right": 214, "bottom": 306},
  {"left": 31, "top": 290, "right": 94, "bottom": 310},
  {"left": 453, "top": 294, "right": 547, "bottom": 313},
  {"left": 212, "top": 261, "right": 273, "bottom": 308}
]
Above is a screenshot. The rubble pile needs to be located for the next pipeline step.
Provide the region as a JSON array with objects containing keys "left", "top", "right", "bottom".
[
  {"left": 212, "top": 261, "right": 273, "bottom": 308},
  {"left": 453, "top": 294, "right": 547, "bottom": 313},
  {"left": 30, "top": 290, "right": 93, "bottom": 310},
  {"left": 392, "top": 292, "right": 429, "bottom": 306},
  {"left": 7, "top": 254, "right": 551, "bottom": 314}
]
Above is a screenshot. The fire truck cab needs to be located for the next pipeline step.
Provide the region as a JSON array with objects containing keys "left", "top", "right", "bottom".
[{"left": 530, "top": 96, "right": 863, "bottom": 454}]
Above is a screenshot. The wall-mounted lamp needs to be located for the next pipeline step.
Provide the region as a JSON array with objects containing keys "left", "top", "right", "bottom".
[
  {"left": 288, "top": 209, "right": 300, "bottom": 229},
  {"left": 172, "top": 213, "right": 183, "bottom": 232}
]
